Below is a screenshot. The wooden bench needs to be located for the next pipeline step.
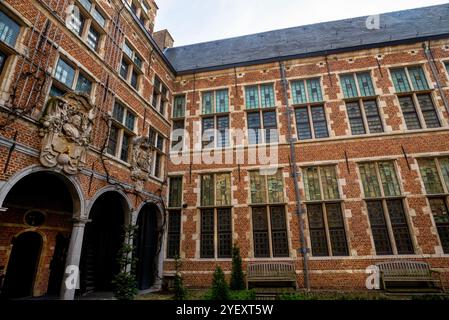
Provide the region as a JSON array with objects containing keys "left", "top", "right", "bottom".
[
  {"left": 246, "top": 261, "right": 297, "bottom": 289},
  {"left": 376, "top": 261, "right": 443, "bottom": 293}
]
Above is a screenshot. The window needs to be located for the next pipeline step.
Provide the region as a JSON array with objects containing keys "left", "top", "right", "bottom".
[
  {"left": 245, "top": 84, "right": 276, "bottom": 109},
  {"left": 359, "top": 161, "right": 414, "bottom": 255},
  {"left": 128, "top": 0, "right": 150, "bottom": 28},
  {"left": 295, "top": 105, "right": 328, "bottom": 140},
  {"left": 445, "top": 62, "right": 449, "bottom": 77},
  {"left": 120, "top": 41, "right": 143, "bottom": 90},
  {"left": 201, "top": 90, "right": 230, "bottom": 149},
  {"left": 171, "top": 95, "right": 186, "bottom": 150},
  {"left": 0, "top": 10, "right": 20, "bottom": 48},
  {"left": 202, "top": 89, "right": 229, "bottom": 114},
  {"left": 250, "top": 170, "right": 289, "bottom": 258},
  {"left": 247, "top": 111, "right": 278, "bottom": 145},
  {"left": 167, "top": 176, "right": 182, "bottom": 259},
  {"left": 200, "top": 173, "right": 232, "bottom": 259},
  {"left": 391, "top": 66, "right": 440, "bottom": 130},
  {"left": 51, "top": 57, "right": 93, "bottom": 97},
  {"left": 418, "top": 158, "right": 449, "bottom": 253},
  {"left": 339, "top": 72, "right": 383, "bottom": 135},
  {"left": 148, "top": 127, "right": 166, "bottom": 179},
  {"left": 0, "top": 51, "right": 6, "bottom": 74},
  {"left": 107, "top": 101, "right": 136, "bottom": 162},
  {"left": 302, "top": 166, "right": 348, "bottom": 256},
  {"left": 152, "top": 76, "right": 169, "bottom": 116}
]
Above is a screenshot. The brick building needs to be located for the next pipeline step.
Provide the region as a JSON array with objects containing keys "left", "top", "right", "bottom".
[{"left": 0, "top": 0, "right": 449, "bottom": 299}]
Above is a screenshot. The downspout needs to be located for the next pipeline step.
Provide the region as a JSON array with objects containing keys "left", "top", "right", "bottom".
[
  {"left": 422, "top": 42, "right": 449, "bottom": 121},
  {"left": 279, "top": 62, "right": 310, "bottom": 291}
]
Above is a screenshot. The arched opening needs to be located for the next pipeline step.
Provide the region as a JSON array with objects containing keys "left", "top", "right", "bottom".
[
  {"left": 135, "top": 203, "right": 161, "bottom": 291},
  {"left": 79, "top": 191, "right": 126, "bottom": 295},
  {"left": 0, "top": 171, "right": 78, "bottom": 298},
  {"left": 2, "top": 232, "right": 42, "bottom": 298}
]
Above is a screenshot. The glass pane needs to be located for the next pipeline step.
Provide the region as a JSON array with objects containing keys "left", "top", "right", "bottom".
[
  {"left": 363, "top": 100, "right": 383, "bottom": 133},
  {"left": 201, "top": 175, "right": 214, "bottom": 206},
  {"left": 217, "top": 116, "right": 229, "bottom": 148},
  {"left": 156, "top": 134, "right": 164, "bottom": 151},
  {"left": 120, "top": 134, "right": 130, "bottom": 162},
  {"left": 134, "top": 55, "right": 143, "bottom": 70},
  {"left": 429, "top": 198, "right": 449, "bottom": 224},
  {"left": 418, "top": 159, "right": 444, "bottom": 194},
  {"left": 123, "top": 42, "right": 133, "bottom": 58},
  {"left": 75, "top": 73, "right": 92, "bottom": 94},
  {"left": 107, "top": 125, "right": 118, "bottom": 156},
  {"left": 245, "top": 86, "right": 259, "bottom": 109},
  {"left": 446, "top": 62, "right": 449, "bottom": 75},
  {"left": 311, "top": 105, "right": 329, "bottom": 138},
  {"left": 307, "top": 78, "right": 323, "bottom": 102},
  {"left": 346, "top": 102, "right": 366, "bottom": 135},
  {"left": 291, "top": 80, "right": 307, "bottom": 104},
  {"left": 215, "top": 89, "right": 229, "bottom": 113},
  {"left": 391, "top": 68, "right": 411, "bottom": 93},
  {"left": 92, "top": 7, "right": 106, "bottom": 28},
  {"left": 167, "top": 210, "right": 181, "bottom": 258},
  {"left": 378, "top": 162, "right": 401, "bottom": 197},
  {"left": 417, "top": 94, "right": 440, "bottom": 128},
  {"left": 252, "top": 207, "right": 269, "bottom": 257},
  {"left": 303, "top": 167, "right": 321, "bottom": 201},
  {"left": 0, "top": 51, "right": 6, "bottom": 74},
  {"left": 386, "top": 200, "right": 414, "bottom": 255},
  {"left": 340, "top": 74, "right": 358, "bottom": 98},
  {"left": 0, "top": 10, "right": 20, "bottom": 47},
  {"left": 260, "top": 84, "right": 275, "bottom": 108},
  {"left": 326, "top": 203, "right": 349, "bottom": 256},
  {"left": 359, "top": 163, "right": 381, "bottom": 198},
  {"left": 398, "top": 96, "right": 421, "bottom": 130},
  {"left": 366, "top": 201, "right": 393, "bottom": 255},
  {"left": 408, "top": 66, "right": 429, "bottom": 91},
  {"left": 79, "top": 0, "right": 92, "bottom": 11},
  {"left": 125, "top": 112, "right": 135, "bottom": 131},
  {"left": 87, "top": 26, "right": 100, "bottom": 51},
  {"left": 270, "top": 206, "right": 289, "bottom": 257},
  {"left": 247, "top": 112, "right": 261, "bottom": 145},
  {"left": 217, "top": 209, "right": 232, "bottom": 258},
  {"left": 49, "top": 85, "right": 65, "bottom": 97},
  {"left": 169, "top": 177, "right": 182, "bottom": 208},
  {"left": 202, "top": 117, "right": 214, "bottom": 149},
  {"left": 439, "top": 158, "right": 449, "bottom": 192},
  {"left": 202, "top": 92, "right": 213, "bottom": 114},
  {"left": 215, "top": 173, "right": 231, "bottom": 206},
  {"left": 120, "top": 59, "right": 129, "bottom": 79},
  {"left": 171, "top": 120, "right": 184, "bottom": 148},
  {"left": 173, "top": 96, "right": 185, "bottom": 118},
  {"left": 113, "top": 102, "right": 125, "bottom": 122},
  {"left": 54, "top": 59, "right": 75, "bottom": 88},
  {"left": 154, "top": 152, "right": 162, "bottom": 178},
  {"left": 307, "top": 204, "right": 328, "bottom": 256},
  {"left": 320, "top": 166, "right": 339, "bottom": 200},
  {"left": 263, "top": 111, "right": 278, "bottom": 143},
  {"left": 130, "top": 70, "right": 139, "bottom": 89},
  {"left": 295, "top": 107, "right": 312, "bottom": 140},
  {"left": 71, "top": 12, "right": 85, "bottom": 36},
  {"left": 267, "top": 170, "right": 284, "bottom": 203},
  {"left": 357, "top": 72, "right": 375, "bottom": 97},
  {"left": 250, "top": 171, "right": 267, "bottom": 204},
  {"left": 200, "top": 209, "right": 215, "bottom": 258}
]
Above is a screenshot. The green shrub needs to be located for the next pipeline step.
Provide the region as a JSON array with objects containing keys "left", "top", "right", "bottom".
[
  {"left": 277, "top": 292, "right": 317, "bottom": 300},
  {"left": 206, "top": 266, "right": 230, "bottom": 300},
  {"left": 230, "top": 246, "right": 245, "bottom": 291},
  {"left": 230, "top": 290, "right": 256, "bottom": 300},
  {"left": 412, "top": 294, "right": 449, "bottom": 301}
]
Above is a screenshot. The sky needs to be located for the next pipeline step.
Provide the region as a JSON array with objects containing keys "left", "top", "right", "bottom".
[{"left": 154, "top": 0, "right": 449, "bottom": 47}]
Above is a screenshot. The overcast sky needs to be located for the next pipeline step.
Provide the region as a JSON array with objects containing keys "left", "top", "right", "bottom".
[{"left": 154, "top": 0, "right": 449, "bottom": 47}]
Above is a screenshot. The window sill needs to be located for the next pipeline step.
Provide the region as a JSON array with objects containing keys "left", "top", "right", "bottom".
[{"left": 103, "top": 152, "right": 131, "bottom": 168}]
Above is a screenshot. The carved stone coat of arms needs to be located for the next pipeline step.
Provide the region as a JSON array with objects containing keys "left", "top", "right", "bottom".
[
  {"left": 39, "top": 93, "right": 95, "bottom": 175},
  {"left": 130, "top": 136, "right": 153, "bottom": 191}
]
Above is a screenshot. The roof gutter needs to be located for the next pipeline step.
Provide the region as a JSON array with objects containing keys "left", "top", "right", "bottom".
[{"left": 173, "top": 33, "right": 449, "bottom": 75}]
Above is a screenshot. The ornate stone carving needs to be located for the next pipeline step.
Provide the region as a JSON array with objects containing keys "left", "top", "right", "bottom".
[
  {"left": 130, "top": 136, "right": 154, "bottom": 191},
  {"left": 39, "top": 93, "right": 95, "bottom": 175}
]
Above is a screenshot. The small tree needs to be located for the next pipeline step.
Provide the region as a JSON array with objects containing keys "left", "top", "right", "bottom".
[
  {"left": 113, "top": 224, "right": 138, "bottom": 300},
  {"left": 209, "top": 266, "right": 230, "bottom": 300},
  {"left": 173, "top": 255, "right": 187, "bottom": 300},
  {"left": 230, "top": 246, "right": 245, "bottom": 290}
]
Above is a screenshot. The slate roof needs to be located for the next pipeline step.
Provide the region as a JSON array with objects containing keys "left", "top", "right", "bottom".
[{"left": 163, "top": 3, "right": 449, "bottom": 74}]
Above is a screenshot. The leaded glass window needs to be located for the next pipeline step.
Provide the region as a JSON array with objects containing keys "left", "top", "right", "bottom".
[
  {"left": 294, "top": 105, "right": 328, "bottom": 140},
  {"left": 326, "top": 203, "right": 349, "bottom": 256},
  {"left": 216, "top": 173, "right": 231, "bottom": 206},
  {"left": 247, "top": 110, "right": 278, "bottom": 145},
  {"left": 173, "top": 95, "right": 185, "bottom": 118},
  {"left": 217, "top": 116, "right": 229, "bottom": 148},
  {"left": 200, "top": 209, "right": 215, "bottom": 258},
  {"left": 270, "top": 206, "right": 289, "bottom": 257},
  {"left": 429, "top": 198, "right": 449, "bottom": 253},
  {"left": 417, "top": 94, "right": 440, "bottom": 128},
  {"left": 0, "top": 10, "right": 20, "bottom": 47},
  {"left": 260, "top": 84, "right": 275, "bottom": 108},
  {"left": 201, "top": 174, "right": 215, "bottom": 206},
  {"left": 311, "top": 106, "right": 329, "bottom": 138},
  {"left": 87, "top": 26, "right": 100, "bottom": 51},
  {"left": 215, "top": 89, "right": 229, "bottom": 113},
  {"left": 307, "top": 204, "right": 328, "bottom": 256},
  {"left": 167, "top": 210, "right": 181, "bottom": 258},
  {"left": 250, "top": 171, "right": 267, "bottom": 204},
  {"left": 359, "top": 163, "right": 381, "bottom": 198},
  {"left": 247, "top": 112, "right": 261, "bottom": 145},
  {"left": 252, "top": 207, "right": 270, "bottom": 257},
  {"left": 245, "top": 86, "right": 259, "bottom": 109},
  {"left": 378, "top": 162, "right": 401, "bottom": 197},
  {"left": 263, "top": 111, "right": 278, "bottom": 144},
  {"left": 418, "top": 159, "right": 444, "bottom": 194},
  {"left": 363, "top": 100, "right": 383, "bottom": 133},
  {"left": 367, "top": 201, "right": 393, "bottom": 255},
  {"left": 291, "top": 80, "right": 307, "bottom": 104},
  {"left": 307, "top": 78, "right": 323, "bottom": 102},
  {"left": 320, "top": 166, "right": 339, "bottom": 200},
  {"left": 55, "top": 59, "right": 75, "bottom": 88},
  {"left": 295, "top": 107, "right": 312, "bottom": 140},
  {"left": 303, "top": 166, "right": 339, "bottom": 201},
  {"left": 357, "top": 72, "right": 376, "bottom": 97},
  {"left": 341, "top": 74, "right": 358, "bottom": 98},
  {"left": 304, "top": 167, "right": 322, "bottom": 201},
  {"left": 408, "top": 66, "right": 429, "bottom": 91},
  {"left": 169, "top": 176, "right": 183, "bottom": 208},
  {"left": 202, "top": 117, "right": 214, "bottom": 149},
  {"left": 387, "top": 200, "right": 414, "bottom": 254},
  {"left": 75, "top": 73, "right": 93, "bottom": 94},
  {"left": 107, "top": 102, "right": 137, "bottom": 162},
  {"left": 398, "top": 96, "right": 421, "bottom": 130},
  {"left": 202, "top": 92, "right": 213, "bottom": 114},
  {"left": 346, "top": 102, "right": 366, "bottom": 135},
  {"left": 217, "top": 209, "right": 232, "bottom": 258},
  {"left": 267, "top": 170, "right": 284, "bottom": 203},
  {"left": 391, "top": 68, "right": 411, "bottom": 93}
]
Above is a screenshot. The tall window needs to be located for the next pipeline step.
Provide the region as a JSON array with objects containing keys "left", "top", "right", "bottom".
[
  {"left": 250, "top": 170, "right": 289, "bottom": 258},
  {"left": 68, "top": 0, "right": 106, "bottom": 53},
  {"left": 340, "top": 72, "right": 383, "bottom": 135},
  {"left": 107, "top": 101, "right": 136, "bottom": 162},
  {"left": 152, "top": 76, "right": 169, "bottom": 116},
  {"left": 303, "top": 166, "right": 348, "bottom": 257},
  {"left": 291, "top": 78, "right": 328, "bottom": 140},
  {"left": 200, "top": 173, "right": 232, "bottom": 259},
  {"left": 167, "top": 176, "right": 183, "bottom": 258},
  {"left": 120, "top": 41, "right": 143, "bottom": 90},
  {"left": 202, "top": 90, "right": 230, "bottom": 149},
  {"left": 245, "top": 84, "right": 278, "bottom": 145},
  {"left": 391, "top": 66, "right": 440, "bottom": 130},
  {"left": 418, "top": 158, "right": 449, "bottom": 253},
  {"left": 127, "top": 0, "right": 152, "bottom": 30},
  {"left": 0, "top": 9, "right": 21, "bottom": 80},
  {"left": 171, "top": 95, "right": 186, "bottom": 150},
  {"left": 50, "top": 57, "right": 93, "bottom": 97},
  {"left": 359, "top": 161, "right": 414, "bottom": 255},
  {"left": 148, "top": 127, "right": 166, "bottom": 179},
  {"left": 445, "top": 62, "right": 449, "bottom": 77}
]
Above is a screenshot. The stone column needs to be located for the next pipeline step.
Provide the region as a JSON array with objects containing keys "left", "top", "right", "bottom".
[{"left": 60, "top": 218, "right": 89, "bottom": 300}]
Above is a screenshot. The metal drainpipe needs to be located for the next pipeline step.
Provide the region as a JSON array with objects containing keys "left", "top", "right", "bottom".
[
  {"left": 279, "top": 61, "right": 310, "bottom": 291},
  {"left": 422, "top": 42, "right": 449, "bottom": 121}
]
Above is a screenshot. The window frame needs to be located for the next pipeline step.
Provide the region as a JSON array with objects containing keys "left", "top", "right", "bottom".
[
  {"left": 148, "top": 126, "right": 167, "bottom": 179},
  {"left": 151, "top": 75, "right": 169, "bottom": 117},
  {"left": 119, "top": 40, "right": 144, "bottom": 91}
]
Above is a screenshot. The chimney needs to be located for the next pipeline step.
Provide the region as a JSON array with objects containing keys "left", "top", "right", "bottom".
[{"left": 153, "top": 29, "right": 174, "bottom": 51}]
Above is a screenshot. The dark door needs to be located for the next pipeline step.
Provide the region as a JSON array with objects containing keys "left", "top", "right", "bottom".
[
  {"left": 2, "top": 232, "right": 42, "bottom": 298},
  {"left": 135, "top": 206, "right": 158, "bottom": 290},
  {"left": 47, "top": 234, "right": 70, "bottom": 295}
]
